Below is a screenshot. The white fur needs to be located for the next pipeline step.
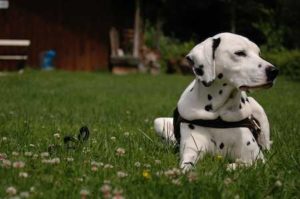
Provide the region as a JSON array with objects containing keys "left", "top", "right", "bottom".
[{"left": 154, "top": 33, "right": 276, "bottom": 172}]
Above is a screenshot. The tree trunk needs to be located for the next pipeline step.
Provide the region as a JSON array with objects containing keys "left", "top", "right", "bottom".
[{"left": 133, "top": 0, "right": 140, "bottom": 58}]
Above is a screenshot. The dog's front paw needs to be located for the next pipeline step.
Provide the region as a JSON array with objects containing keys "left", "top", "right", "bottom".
[{"left": 180, "top": 162, "right": 195, "bottom": 173}]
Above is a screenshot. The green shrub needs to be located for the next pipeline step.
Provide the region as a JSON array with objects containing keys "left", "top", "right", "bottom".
[
  {"left": 263, "top": 50, "right": 300, "bottom": 81},
  {"left": 144, "top": 22, "right": 195, "bottom": 71}
]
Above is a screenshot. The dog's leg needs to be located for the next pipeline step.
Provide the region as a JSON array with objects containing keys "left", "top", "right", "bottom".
[
  {"left": 227, "top": 129, "right": 265, "bottom": 171},
  {"left": 248, "top": 97, "right": 271, "bottom": 150},
  {"left": 154, "top": 117, "right": 176, "bottom": 143},
  {"left": 179, "top": 124, "right": 209, "bottom": 173}
]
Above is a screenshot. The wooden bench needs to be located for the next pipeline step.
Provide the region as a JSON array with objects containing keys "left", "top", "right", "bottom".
[{"left": 0, "top": 39, "right": 31, "bottom": 71}]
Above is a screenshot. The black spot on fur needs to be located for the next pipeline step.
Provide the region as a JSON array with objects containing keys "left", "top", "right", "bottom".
[
  {"left": 219, "top": 142, "right": 224, "bottom": 149},
  {"left": 241, "top": 97, "right": 245, "bottom": 104},
  {"left": 205, "top": 104, "right": 213, "bottom": 111},
  {"left": 246, "top": 98, "right": 249, "bottom": 102},
  {"left": 194, "top": 67, "right": 204, "bottom": 76},
  {"left": 219, "top": 90, "right": 223, "bottom": 95},
  {"left": 223, "top": 83, "right": 227, "bottom": 86},
  {"left": 210, "top": 138, "right": 216, "bottom": 146},
  {"left": 188, "top": 124, "right": 195, "bottom": 130},
  {"left": 208, "top": 94, "right": 212, "bottom": 101},
  {"left": 212, "top": 38, "right": 221, "bottom": 59},
  {"left": 239, "top": 104, "right": 242, "bottom": 109},
  {"left": 217, "top": 73, "right": 223, "bottom": 79},
  {"left": 247, "top": 141, "right": 251, "bottom": 146},
  {"left": 190, "top": 87, "right": 194, "bottom": 92},
  {"left": 258, "top": 64, "right": 262, "bottom": 68},
  {"left": 252, "top": 138, "right": 255, "bottom": 142}
]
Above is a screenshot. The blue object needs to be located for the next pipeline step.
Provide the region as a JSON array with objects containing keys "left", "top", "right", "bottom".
[{"left": 41, "top": 50, "right": 56, "bottom": 70}]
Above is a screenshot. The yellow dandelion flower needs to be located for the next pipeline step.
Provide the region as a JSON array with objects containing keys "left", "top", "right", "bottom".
[
  {"left": 216, "top": 155, "right": 223, "bottom": 160},
  {"left": 143, "top": 170, "right": 151, "bottom": 179}
]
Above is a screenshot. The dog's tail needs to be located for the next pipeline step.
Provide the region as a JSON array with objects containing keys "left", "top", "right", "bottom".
[{"left": 154, "top": 117, "right": 176, "bottom": 143}]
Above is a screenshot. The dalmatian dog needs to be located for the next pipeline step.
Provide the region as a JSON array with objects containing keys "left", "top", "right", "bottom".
[{"left": 154, "top": 33, "right": 278, "bottom": 172}]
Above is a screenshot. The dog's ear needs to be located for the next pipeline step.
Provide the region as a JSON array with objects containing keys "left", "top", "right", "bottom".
[{"left": 186, "top": 37, "right": 221, "bottom": 87}]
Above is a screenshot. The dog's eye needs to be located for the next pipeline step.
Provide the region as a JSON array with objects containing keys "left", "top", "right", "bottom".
[{"left": 234, "top": 50, "right": 247, "bottom": 57}]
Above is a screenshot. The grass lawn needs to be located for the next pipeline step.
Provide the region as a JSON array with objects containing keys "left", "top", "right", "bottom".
[{"left": 0, "top": 70, "right": 299, "bottom": 198}]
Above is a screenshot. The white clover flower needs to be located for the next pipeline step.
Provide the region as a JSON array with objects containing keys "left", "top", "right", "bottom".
[
  {"left": 100, "top": 184, "right": 112, "bottom": 193},
  {"left": 6, "top": 186, "right": 17, "bottom": 195},
  {"left": 91, "top": 166, "right": 98, "bottom": 172},
  {"left": 20, "top": 191, "right": 30, "bottom": 198},
  {"left": 66, "top": 157, "right": 74, "bottom": 162},
  {"left": 32, "top": 154, "right": 39, "bottom": 159},
  {"left": 0, "top": 152, "right": 7, "bottom": 160},
  {"left": 24, "top": 152, "right": 32, "bottom": 157},
  {"left": 41, "top": 158, "right": 60, "bottom": 165},
  {"left": 2, "top": 159, "right": 12, "bottom": 168},
  {"left": 12, "top": 151, "right": 19, "bottom": 156},
  {"left": 234, "top": 195, "right": 240, "bottom": 199},
  {"left": 154, "top": 159, "right": 161, "bottom": 164},
  {"left": 156, "top": 171, "right": 163, "bottom": 176},
  {"left": 19, "top": 172, "right": 29, "bottom": 178},
  {"left": 124, "top": 132, "right": 130, "bottom": 137},
  {"left": 30, "top": 186, "right": 35, "bottom": 192},
  {"left": 52, "top": 157, "right": 60, "bottom": 164},
  {"left": 187, "top": 171, "right": 198, "bottom": 183},
  {"left": 223, "top": 177, "right": 233, "bottom": 185},
  {"left": 171, "top": 179, "right": 181, "bottom": 186},
  {"left": 29, "top": 144, "right": 35, "bottom": 147},
  {"left": 40, "top": 152, "right": 49, "bottom": 158},
  {"left": 134, "top": 162, "right": 141, "bottom": 167},
  {"left": 91, "top": 138, "right": 97, "bottom": 144},
  {"left": 144, "top": 163, "right": 151, "bottom": 168},
  {"left": 112, "top": 195, "right": 124, "bottom": 199},
  {"left": 116, "top": 148, "right": 126, "bottom": 156},
  {"left": 77, "top": 178, "right": 84, "bottom": 182},
  {"left": 112, "top": 188, "right": 124, "bottom": 199},
  {"left": 117, "top": 171, "right": 128, "bottom": 178},
  {"left": 104, "top": 164, "right": 114, "bottom": 169},
  {"left": 13, "top": 161, "right": 25, "bottom": 169},
  {"left": 164, "top": 168, "right": 181, "bottom": 179},
  {"left": 2, "top": 137, "right": 7, "bottom": 141},
  {"left": 91, "top": 161, "right": 103, "bottom": 167},
  {"left": 275, "top": 180, "right": 282, "bottom": 187},
  {"left": 53, "top": 133, "right": 60, "bottom": 139},
  {"left": 80, "top": 189, "right": 90, "bottom": 196},
  {"left": 110, "top": 137, "right": 116, "bottom": 141}
]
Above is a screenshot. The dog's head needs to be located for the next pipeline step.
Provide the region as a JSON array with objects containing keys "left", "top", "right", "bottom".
[{"left": 186, "top": 33, "right": 279, "bottom": 91}]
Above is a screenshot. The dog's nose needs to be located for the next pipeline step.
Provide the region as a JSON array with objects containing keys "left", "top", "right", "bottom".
[{"left": 265, "top": 66, "right": 279, "bottom": 81}]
